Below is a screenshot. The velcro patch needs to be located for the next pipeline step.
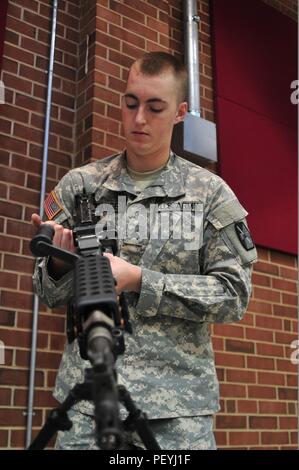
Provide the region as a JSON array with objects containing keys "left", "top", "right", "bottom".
[{"left": 44, "top": 191, "right": 63, "bottom": 220}]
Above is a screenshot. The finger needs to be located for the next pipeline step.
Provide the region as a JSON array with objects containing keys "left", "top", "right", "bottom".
[
  {"left": 69, "top": 231, "right": 76, "bottom": 252},
  {"left": 53, "top": 224, "right": 63, "bottom": 248},
  {"left": 60, "top": 229, "right": 73, "bottom": 251},
  {"left": 31, "top": 213, "right": 42, "bottom": 228}
]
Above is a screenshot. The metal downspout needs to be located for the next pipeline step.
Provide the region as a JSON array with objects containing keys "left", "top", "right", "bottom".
[
  {"left": 26, "top": 0, "right": 58, "bottom": 448},
  {"left": 184, "top": 0, "right": 201, "bottom": 115}
]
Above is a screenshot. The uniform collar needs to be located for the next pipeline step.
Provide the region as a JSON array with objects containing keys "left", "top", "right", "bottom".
[{"left": 101, "top": 150, "right": 187, "bottom": 198}]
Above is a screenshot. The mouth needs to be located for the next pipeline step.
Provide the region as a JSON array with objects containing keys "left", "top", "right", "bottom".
[{"left": 132, "top": 131, "right": 149, "bottom": 136}]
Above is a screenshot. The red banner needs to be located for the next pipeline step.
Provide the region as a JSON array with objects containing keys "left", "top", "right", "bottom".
[{"left": 211, "top": 0, "right": 297, "bottom": 254}]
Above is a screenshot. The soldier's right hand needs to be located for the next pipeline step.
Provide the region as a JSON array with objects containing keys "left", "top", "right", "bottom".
[{"left": 31, "top": 213, "right": 76, "bottom": 253}]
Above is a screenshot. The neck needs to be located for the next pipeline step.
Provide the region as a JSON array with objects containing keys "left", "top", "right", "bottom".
[{"left": 125, "top": 147, "right": 170, "bottom": 172}]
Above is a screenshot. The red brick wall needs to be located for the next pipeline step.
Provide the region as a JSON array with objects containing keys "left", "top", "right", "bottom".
[{"left": 0, "top": 0, "right": 297, "bottom": 449}]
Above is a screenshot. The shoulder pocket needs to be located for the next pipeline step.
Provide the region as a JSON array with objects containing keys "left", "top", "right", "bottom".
[{"left": 207, "top": 199, "right": 257, "bottom": 266}]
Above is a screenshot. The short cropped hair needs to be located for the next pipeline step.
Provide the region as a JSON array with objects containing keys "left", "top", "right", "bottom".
[{"left": 131, "top": 51, "right": 188, "bottom": 104}]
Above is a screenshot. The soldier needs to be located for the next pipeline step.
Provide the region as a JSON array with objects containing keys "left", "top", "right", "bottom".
[{"left": 31, "top": 52, "right": 257, "bottom": 450}]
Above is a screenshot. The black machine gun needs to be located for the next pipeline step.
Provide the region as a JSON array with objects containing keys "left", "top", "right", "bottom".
[{"left": 28, "top": 191, "right": 160, "bottom": 450}]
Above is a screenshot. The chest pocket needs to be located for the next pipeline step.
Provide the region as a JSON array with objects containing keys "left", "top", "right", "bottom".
[{"left": 147, "top": 203, "right": 204, "bottom": 274}]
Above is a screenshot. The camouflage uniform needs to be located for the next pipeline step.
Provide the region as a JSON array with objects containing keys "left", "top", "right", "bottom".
[{"left": 33, "top": 151, "right": 257, "bottom": 449}]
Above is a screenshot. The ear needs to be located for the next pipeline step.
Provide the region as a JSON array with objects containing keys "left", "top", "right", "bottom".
[{"left": 174, "top": 102, "right": 188, "bottom": 125}]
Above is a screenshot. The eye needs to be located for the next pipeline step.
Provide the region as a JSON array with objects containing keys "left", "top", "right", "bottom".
[
  {"left": 124, "top": 96, "right": 138, "bottom": 109},
  {"left": 149, "top": 108, "right": 163, "bottom": 113},
  {"left": 126, "top": 103, "right": 138, "bottom": 109}
]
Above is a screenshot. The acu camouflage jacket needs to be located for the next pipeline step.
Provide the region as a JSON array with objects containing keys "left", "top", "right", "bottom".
[{"left": 33, "top": 151, "right": 257, "bottom": 419}]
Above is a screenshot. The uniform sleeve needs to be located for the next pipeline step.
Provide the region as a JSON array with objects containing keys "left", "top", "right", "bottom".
[
  {"left": 32, "top": 171, "right": 79, "bottom": 308},
  {"left": 135, "top": 185, "right": 257, "bottom": 324}
]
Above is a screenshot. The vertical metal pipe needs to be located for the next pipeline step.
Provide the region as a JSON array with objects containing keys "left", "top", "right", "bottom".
[
  {"left": 26, "top": 0, "right": 58, "bottom": 448},
  {"left": 184, "top": 0, "right": 201, "bottom": 115}
]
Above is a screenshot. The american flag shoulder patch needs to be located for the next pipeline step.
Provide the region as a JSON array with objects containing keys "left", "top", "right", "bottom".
[{"left": 44, "top": 191, "right": 63, "bottom": 220}]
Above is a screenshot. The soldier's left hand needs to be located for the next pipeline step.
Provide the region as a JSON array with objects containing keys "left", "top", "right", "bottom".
[{"left": 103, "top": 252, "right": 142, "bottom": 295}]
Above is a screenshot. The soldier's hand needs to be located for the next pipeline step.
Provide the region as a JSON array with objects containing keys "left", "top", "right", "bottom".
[
  {"left": 31, "top": 213, "right": 76, "bottom": 253},
  {"left": 31, "top": 213, "right": 75, "bottom": 279},
  {"left": 103, "top": 252, "right": 142, "bottom": 295}
]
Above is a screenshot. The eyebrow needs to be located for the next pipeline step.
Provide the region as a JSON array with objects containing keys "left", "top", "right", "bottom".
[{"left": 124, "top": 93, "right": 167, "bottom": 104}]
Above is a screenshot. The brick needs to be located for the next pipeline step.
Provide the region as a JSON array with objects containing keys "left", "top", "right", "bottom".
[
  {"left": 50, "top": 334, "right": 66, "bottom": 351},
  {"left": 246, "top": 328, "right": 273, "bottom": 342},
  {"left": 214, "top": 431, "right": 227, "bottom": 446},
  {"left": 214, "top": 352, "right": 245, "bottom": 368},
  {"left": 237, "top": 400, "right": 258, "bottom": 413},
  {"left": 0, "top": 408, "right": 43, "bottom": 427},
  {"left": 0, "top": 272, "right": 18, "bottom": 289},
  {"left": 259, "top": 401, "right": 287, "bottom": 414},
  {"left": 282, "top": 293, "right": 297, "bottom": 305},
  {"left": 229, "top": 432, "right": 260, "bottom": 446},
  {"left": 211, "top": 336, "right": 224, "bottom": 351},
  {"left": 16, "top": 351, "right": 61, "bottom": 370},
  {"left": 257, "top": 371, "right": 285, "bottom": 386},
  {"left": 0, "top": 368, "right": 44, "bottom": 387},
  {"left": 254, "top": 287, "right": 281, "bottom": 303},
  {"left": 0, "top": 310, "right": 16, "bottom": 327},
  {"left": 0, "top": 117, "right": 12, "bottom": 134},
  {"left": 6, "top": 15, "right": 35, "bottom": 38},
  {"left": 110, "top": 0, "right": 145, "bottom": 24},
  {"left": 280, "top": 266, "right": 297, "bottom": 280},
  {"left": 0, "top": 201, "right": 22, "bottom": 219},
  {"left": 226, "top": 400, "right": 236, "bottom": 412},
  {"left": 247, "top": 356, "right": 275, "bottom": 371},
  {"left": 272, "top": 278, "right": 297, "bottom": 293},
  {"left": 14, "top": 389, "right": 58, "bottom": 408},
  {"left": 279, "top": 417, "right": 297, "bottom": 429},
  {"left": 0, "top": 429, "right": 9, "bottom": 447},
  {"left": 212, "top": 324, "right": 244, "bottom": 338},
  {"left": 252, "top": 272, "right": 271, "bottom": 287},
  {"left": 286, "top": 374, "right": 297, "bottom": 387},
  {"left": 261, "top": 432, "right": 289, "bottom": 445},
  {"left": 273, "top": 304, "right": 297, "bottom": 319},
  {"left": 248, "top": 386, "right": 276, "bottom": 399},
  {"left": 3, "top": 254, "right": 35, "bottom": 274},
  {"left": 270, "top": 251, "right": 296, "bottom": 267},
  {"left": 226, "top": 339, "right": 255, "bottom": 354},
  {"left": 15, "top": 94, "right": 45, "bottom": 114},
  {"left": 4, "top": 44, "right": 35, "bottom": 66},
  {"left": 256, "top": 343, "right": 284, "bottom": 357},
  {"left": 109, "top": 23, "right": 145, "bottom": 50},
  {"left": 216, "top": 414, "right": 247, "bottom": 429},
  {"left": 0, "top": 235, "right": 21, "bottom": 253},
  {"left": 254, "top": 261, "right": 279, "bottom": 276},
  {"left": 0, "top": 388, "right": 11, "bottom": 406},
  {"left": 147, "top": 17, "right": 169, "bottom": 35},
  {"left": 220, "top": 384, "right": 247, "bottom": 398},
  {"left": 226, "top": 369, "right": 256, "bottom": 384},
  {"left": 247, "top": 299, "right": 272, "bottom": 315},
  {"left": 0, "top": 138, "right": 27, "bottom": 160},
  {"left": 249, "top": 416, "right": 277, "bottom": 429},
  {"left": 255, "top": 315, "right": 282, "bottom": 331},
  {"left": 3, "top": 72, "right": 33, "bottom": 95},
  {"left": 278, "top": 387, "right": 297, "bottom": 400},
  {"left": 1, "top": 289, "right": 34, "bottom": 311}
]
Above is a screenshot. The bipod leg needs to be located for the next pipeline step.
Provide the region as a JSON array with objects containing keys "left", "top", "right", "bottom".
[
  {"left": 27, "top": 382, "right": 90, "bottom": 450},
  {"left": 118, "top": 385, "right": 161, "bottom": 450}
]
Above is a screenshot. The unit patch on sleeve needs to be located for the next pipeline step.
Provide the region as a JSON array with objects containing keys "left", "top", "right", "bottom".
[
  {"left": 44, "top": 190, "right": 63, "bottom": 220},
  {"left": 235, "top": 221, "right": 255, "bottom": 251}
]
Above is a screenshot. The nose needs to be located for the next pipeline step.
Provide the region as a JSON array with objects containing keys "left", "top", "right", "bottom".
[{"left": 135, "top": 105, "right": 146, "bottom": 126}]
